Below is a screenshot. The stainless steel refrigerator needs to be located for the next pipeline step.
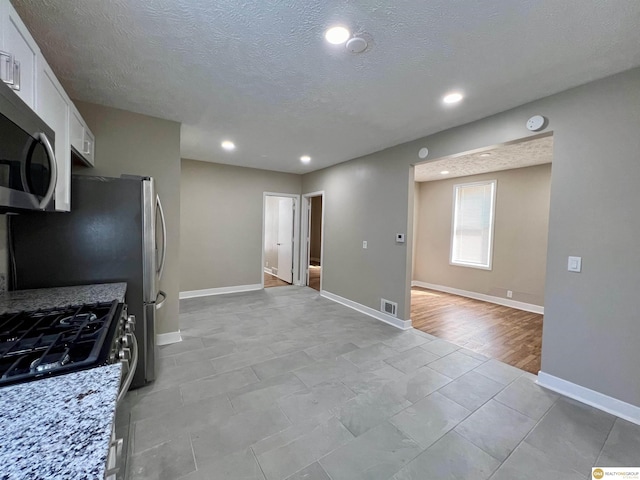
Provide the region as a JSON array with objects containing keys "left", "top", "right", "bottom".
[{"left": 8, "top": 174, "right": 167, "bottom": 388}]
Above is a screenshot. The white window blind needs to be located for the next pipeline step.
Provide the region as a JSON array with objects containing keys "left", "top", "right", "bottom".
[{"left": 450, "top": 180, "right": 496, "bottom": 270}]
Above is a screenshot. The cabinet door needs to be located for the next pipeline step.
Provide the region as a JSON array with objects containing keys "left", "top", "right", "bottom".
[
  {"left": 70, "top": 108, "right": 85, "bottom": 153},
  {"left": 2, "top": 3, "right": 39, "bottom": 109},
  {"left": 38, "top": 62, "right": 70, "bottom": 211},
  {"left": 83, "top": 127, "right": 95, "bottom": 166},
  {"left": 70, "top": 105, "right": 95, "bottom": 166}
]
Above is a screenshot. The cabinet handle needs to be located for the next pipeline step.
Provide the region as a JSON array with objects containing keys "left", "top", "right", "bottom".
[
  {"left": 12, "top": 60, "right": 20, "bottom": 91},
  {"left": 0, "top": 51, "right": 14, "bottom": 85},
  {"left": 83, "top": 139, "right": 91, "bottom": 155}
]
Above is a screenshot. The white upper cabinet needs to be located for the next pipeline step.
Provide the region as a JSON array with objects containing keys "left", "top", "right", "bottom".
[
  {"left": 0, "top": 2, "right": 38, "bottom": 109},
  {"left": 70, "top": 103, "right": 95, "bottom": 166},
  {"left": 0, "top": 0, "right": 96, "bottom": 209},
  {"left": 38, "top": 60, "right": 70, "bottom": 212}
]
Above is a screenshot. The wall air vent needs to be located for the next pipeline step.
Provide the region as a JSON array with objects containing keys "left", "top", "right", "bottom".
[{"left": 380, "top": 299, "right": 398, "bottom": 317}]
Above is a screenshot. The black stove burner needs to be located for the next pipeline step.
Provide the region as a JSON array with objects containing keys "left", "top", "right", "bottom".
[
  {"left": 0, "top": 301, "right": 121, "bottom": 386},
  {"left": 30, "top": 352, "right": 70, "bottom": 372},
  {"left": 59, "top": 312, "right": 98, "bottom": 326}
]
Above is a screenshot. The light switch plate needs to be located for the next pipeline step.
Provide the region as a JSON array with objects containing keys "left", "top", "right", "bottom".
[
  {"left": 362, "top": 241, "right": 367, "bottom": 249},
  {"left": 568, "top": 256, "right": 582, "bottom": 272}
]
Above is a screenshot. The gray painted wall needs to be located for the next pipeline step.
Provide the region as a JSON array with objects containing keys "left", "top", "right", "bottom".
[
  {"left": 414, "top": 164, "right": 552, "bottom": 307},
  {"left": 302, "top": 67, "right": 640, "bottom": 407},
  {"left": 74, "top": 101, "right": 181, "bottom": 336},
  {"left": 302, "top": 154, "right": 414, "bottom": 319},
  {"left": 180, "top": 159, "right": 301, "bottom": 292}
]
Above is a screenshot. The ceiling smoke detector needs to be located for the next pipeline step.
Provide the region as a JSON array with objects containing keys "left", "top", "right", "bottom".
[{"left": 346, "top": 37, "right": 368, "bottom": 54}]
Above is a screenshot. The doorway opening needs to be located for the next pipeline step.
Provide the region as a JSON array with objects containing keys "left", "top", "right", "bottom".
[
  {"left": 410, "top": 133, "right": 552, "bottom": 374},
  {"left": 263, "top": 193, "right": 300, "bottom": 288},
  {"left": 301, "top": 192, "right": 324, "bottom": 292}
]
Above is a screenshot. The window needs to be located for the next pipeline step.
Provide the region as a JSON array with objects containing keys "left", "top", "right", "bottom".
[{"left": 450, "top": 180, "right": 496, "bottom": 270}]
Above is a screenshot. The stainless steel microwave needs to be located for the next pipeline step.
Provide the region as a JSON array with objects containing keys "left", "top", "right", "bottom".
[{"left": 0, "top": 81, "right": 56, "bottom": 212}]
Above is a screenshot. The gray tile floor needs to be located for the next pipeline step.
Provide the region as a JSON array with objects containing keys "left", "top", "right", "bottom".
[{"left": 121, "top": 287, "right": 640, "bottom": 479}]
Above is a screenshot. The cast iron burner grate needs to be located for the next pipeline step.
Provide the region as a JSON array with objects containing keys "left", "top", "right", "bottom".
[{"left": 0, "top": 301, "right": 119, "bottom": 386}]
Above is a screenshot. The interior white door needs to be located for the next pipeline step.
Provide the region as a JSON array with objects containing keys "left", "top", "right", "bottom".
[
  {"left": 305, "top": 199, "right": 311, "bottom": 286},
  {"left": 277, "top": 197, "right": 294, "bottom": 283}
]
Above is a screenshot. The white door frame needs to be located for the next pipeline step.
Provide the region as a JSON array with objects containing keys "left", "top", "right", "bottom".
[
  {"left": 262, "top": 192, "right": 301, "bottom": 287},
  {"left": 300, "top": 191, "right": 325, "bottom": 291}
]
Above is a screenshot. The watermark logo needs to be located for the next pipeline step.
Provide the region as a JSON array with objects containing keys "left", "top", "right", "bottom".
[{"left": 593, "top": 467, "right": 640, "bottom": 479}]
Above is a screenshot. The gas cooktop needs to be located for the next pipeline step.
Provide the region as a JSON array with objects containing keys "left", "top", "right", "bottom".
[{"left": 0, "top": 301, "right": 121, "bottom": 387}]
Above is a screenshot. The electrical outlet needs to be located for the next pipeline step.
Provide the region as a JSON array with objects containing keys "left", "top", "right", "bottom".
[
  {"left": 507, "top": 290, "right": 513, "bottom": 298},
  {"left": 362, "top": 241, "right": 367, "bottom": 249}
]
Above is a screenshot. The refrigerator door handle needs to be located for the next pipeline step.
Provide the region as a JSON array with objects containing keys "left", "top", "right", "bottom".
[
  {"left": 155, "top": 290, "right": 167, "bottom": 310},
  {"left": 156, "top": 194, "right": 167, "bottom": 281}
]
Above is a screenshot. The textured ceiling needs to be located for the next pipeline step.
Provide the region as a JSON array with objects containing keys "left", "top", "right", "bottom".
[
  {"left": 415, "top": 135, "right": 553, "bottom": 182},
  {"left": 12, "top": 0, "right": 640, "bottom": 174}
]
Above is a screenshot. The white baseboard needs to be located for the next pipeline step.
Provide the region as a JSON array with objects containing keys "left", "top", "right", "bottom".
[
  {"left": 264, "top": 267, "right": 274, "bottom": 275},
  {"left": 537, "top": 371, "right": 640, "bottom": 425},
  {"left": 321, "top": 290, "right": 412, "bottom": 330},
  {"left": 179, "top": 284, "right": 262, "bottom": 299},
  {"left": 156, "top": 331, "right": 182, "bottom": 346},
  {"left": 411, "top": 281, "right": 544, "bottom": 315}
]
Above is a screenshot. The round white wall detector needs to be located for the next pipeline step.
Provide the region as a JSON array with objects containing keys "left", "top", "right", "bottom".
[
  {"left": 346, "top": 37, "right": 368, "bottom": 54},
  {"left": 526, "top": 115, "right": 546, "bottom": 131},
  {"left": 418, "top": 147, "right": 429, "bottom": 159}
]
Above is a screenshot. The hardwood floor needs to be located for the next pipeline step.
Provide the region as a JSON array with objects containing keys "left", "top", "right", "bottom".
[
  {"left": 411, "top": 287, "right": 543, "bottom": 374},
  {"left": 264, "top": 272, "right": 290, "bottom": 288},
  {"left": 308, "top": 265, "right": 321, "bottom": 291},
  {"left": 264, "top": 267, "right": 320, "bottom": 290}
]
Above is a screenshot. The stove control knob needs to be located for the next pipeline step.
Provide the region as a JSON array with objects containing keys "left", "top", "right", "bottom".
[
  {"left": 126, "top": 315, "right": 136, "bottom": 332},
  {"left": 119, "top": 348, "right": 131, "bottom": 361},
  {"left": 121, "top": 333, "right": 134, "bottom": 348}
]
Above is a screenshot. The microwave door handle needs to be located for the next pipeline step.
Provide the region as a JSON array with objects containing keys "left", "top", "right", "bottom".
[
  {"left": 156, "top": 195, "right": 167, "bottom": 281},
  {"left": 37, "top": 132, "right": 57, "bottom": 210},
  {"left": 19, "top": 143, "right": 32, "bottom": 194}
]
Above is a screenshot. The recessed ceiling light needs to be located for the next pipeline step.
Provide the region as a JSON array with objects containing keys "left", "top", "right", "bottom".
[
  {"left": 443, "top": 92, "right": 464, "bottom": 104},
  {"left": 325, "top": 26, "right": 350, "bottom": 45},
  {"left": 300, "top": 155, "right": 311, "bottom": 164},
  {"left": 440, "top": 170, "right": 450, "bottom": 175},
  {"left": 480, "top": 153, "right": 492, "bottom": 157},
  {"left": 221, "top": 140, "right": 235, "bottom": 151}
]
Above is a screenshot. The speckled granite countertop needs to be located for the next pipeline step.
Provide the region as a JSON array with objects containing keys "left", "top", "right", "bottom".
[
  {"left": 0, "top": 283, "right": 127, "bottom": 314},
  {"left": 0, "top": 363, "right": 122, "bottom": 480}
]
